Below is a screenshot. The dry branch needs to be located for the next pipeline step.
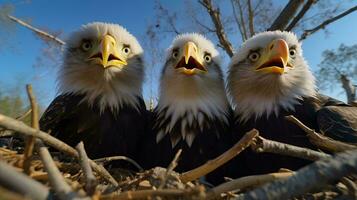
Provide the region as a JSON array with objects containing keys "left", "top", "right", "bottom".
[
  {"left": 285, "top": 0, "right": 316, "bottom": 31},
  {"left": 286, "top": 115, "right": 356, "bottom": 152},
  {"left": 76, "top": 142, "right": 97, "bottom": 195},
  {"left": 0, "top": 113, "right": 118, "bottom": 186},
  {"left": 23, "top": 84, "right": 38, "bottom": 174},
  {"left": 37, "top": 142, "right": 77, "bottom": 200},
  {"left": 207, "top": 172, "right": 294, "bottom": 199},
  {"left": 180, "top": 129, "right": 259, "bottom": 183},
  {"left": 7, "top": 15, "right": 65, "bottom": 46},
  {"left": 94, "top": 156, "right": 143, "bottom": 171},
  {"left": 300, "top": 5, "right": 357, "bottom": 40},
  {"left": 99, "top": 186, "right": 205, "bottom": 200},
  {"left": 159, "top": 149, "right": 182, "bottom": 189},
  {"left": 268, "top": 0, "right": 304, "bottom": 31},
  {"left": 251, "top": 135, "right": 331, "bottom": 161},
  {"left": 235, "top": 148, "right": 357, "bottom": 200},
  {"left": 199, "top": 0, "right": 234, "bottom": 57},
  {"left": 0, "top": 160, "right": 50, "bottom": 200}
]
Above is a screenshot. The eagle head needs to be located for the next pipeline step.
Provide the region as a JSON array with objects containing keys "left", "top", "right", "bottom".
[
  {"left": 228, "top": 31, "right": 316, "bottom": 121},
  {"left": 58, "top": 22, "right": 144, "bottom": 111},
  {"left": 156, "top": 33, "right": 229, "bottom": 147}
]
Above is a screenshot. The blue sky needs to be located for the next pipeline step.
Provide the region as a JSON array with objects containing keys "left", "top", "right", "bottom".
[{"left": 0, "top": 0, "right": 356, "bottom": 108}]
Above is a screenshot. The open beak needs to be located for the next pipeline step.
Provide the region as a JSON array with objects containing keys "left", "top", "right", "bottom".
[
  {"left": 175, "top": 42, "right": 207, "bottom": 75},
  {"left": 87, "top": 35, "right": 127, "bottom": 68},
  {"left": 255, "top": 39, "right": 289, "bottom": 75}
]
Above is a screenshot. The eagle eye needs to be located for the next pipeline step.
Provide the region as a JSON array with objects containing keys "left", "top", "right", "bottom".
[
  {"left": 248, "top": 52, "right": 260, "bottom": 62},
  {"left": 204, "top": 54, "right": 212, "bottom": 63},
  {"left": 289, "top": 49, "right": 297, "bottom": 58},
  {"left": 81, "top": 41, "right": 92, "bottom": 51},
  {"left": 122, "top": 47, "right": 131, "bottom": 55},
  {"left": 172, "top": 50, "right": 179, "bottom": 59}
]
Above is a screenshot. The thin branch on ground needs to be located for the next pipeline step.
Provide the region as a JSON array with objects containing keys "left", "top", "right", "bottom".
[
  {"left": 180, "top": 129, "right": 259, "bottom": 183},
  {"left": 94, "top": 156, "right": 143, "bottom": 171},
  {"left": 0, "top": 113, "right": 118, "bottom": 186},
  {"left": 199, "top": 0, "right": 234, "bottom": 57},
  {"left": 159, "top": 149, "right": 182, "bottom": 189},
  {"left": 285, "top": 0, "right": 316, "bottom": 31},
  {"left": 0, "top": 160, "right": 50, "bottom": 200},
  {"left": 235, "top": 148, "right": 357, "bottom": 200},
  {"left": 285, "top": 115, "right": 356, "bottom": 152},
  {"left": 7, "top": 15, "right": 65, "bottom": 46},
  {"left": 99, "top": 186, "right": 205, "bottom": 200},
  {"left": 268, "top": 0, "right": 304, "bottom": 31},
  {"left": 251, "top": 135, "right": 331, "bottom": 161},
  {"left": 300, "top": 5, "right": 357, "bottom": 40},
  {"left": 76, "top": 142, "right": 97, "bottom": 196},
  {"left": 23, "top": 84, "right": 38, "bottom": 175},
  {"left": 207, "top": 172, "right": 294, "bottom": 199}
]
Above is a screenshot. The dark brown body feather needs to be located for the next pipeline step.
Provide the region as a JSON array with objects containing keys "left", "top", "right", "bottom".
[
  {"left": 139, "top": 107, "right": 234, "bottom": 185},
  {"left": 40, "top": 94, "right": 149, "bottom": 161},
  {"left": 231, "top": 94, "right": 357, "bottom": 178}
]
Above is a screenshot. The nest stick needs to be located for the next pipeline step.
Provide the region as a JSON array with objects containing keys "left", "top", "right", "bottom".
[
  {"left": 94, "top": 156, "right": 143, "bottom": 171},
  {"left": 207, "top": 172, "right": 294, "bottom": 199},
  {"left": 76, "top": 142, "right": 97, "bottom": 195},
  {"left": 0, "top": 160, "right": 49, "bottom": 200},
  {"left": 23, "top": 84, "right": 38, "bottom": 174},
  {"left": 180, "top": 129, "right": 259, "bottom": 183},
  {"left": 0, "top": 113, "right": 118, "bottom": 186},
  {"left": 159, "top": 149, "right": 182, "bottom": 189},
  {"left": 286, "top": 115, "right": 356, "bottom": 152},
  {"left": 251, "top": 136, "right": 331, "bottom": 161},
  {"left": 236, "top": 148, "right": 357, "bottom": 200}
]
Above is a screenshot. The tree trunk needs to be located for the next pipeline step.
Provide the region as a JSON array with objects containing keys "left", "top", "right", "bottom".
[{"left": 340, "top": 74, "right": 356, "bottom": 105}]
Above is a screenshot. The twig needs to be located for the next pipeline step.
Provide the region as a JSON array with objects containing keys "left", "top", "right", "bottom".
[
  {"left": 285, "top": 115, "right": 356, "bottom": 152},
  {"left": 251, "top": 136, "right": 331, "bottom": 161},
  {"left": 236, "top": 0, "right": 248, "bottom": 40},
  {"left": 247, "top": 0, "right": 255, "bottom": 36},
  {"left": 199, "top": 0, "right": 234, "bottom": 57},
  {"left": 180, "top": 129, "right": 259, "bottom": 183},
  {"left": 207, "top": 172, "right": 294, "bottom": 199},
  {"left": 159, "top": 149, "right": 182, "bottom": 189},
  {"left": 16, "top": 109, "right": 32, "bottom": 121},
  {"left": 7, "top": 15, "right": 65, "bottom": 46},
  {"left": 230, "top": 0, "right": 246, "bottom": 42},
  {"left": 235, "top": 148, "right": 357, "bottom": 200},
  {"left": 94, "top": 156, "right": 143, "bottom": 171},
  {"left": 76, "top": 142, "right": 97, "bottom": 196},
  {"left": 100, "top": 186, "right": 205, "bottom": 200},
  {"left": 268, "top": 0, "right": 304, "bottom": 31},
  {"left": 0, "top": 113, "right": 119, "bottom": 186},
  {"left": 37, "top": 141, "right": 77, "bottom": 200},
  {"left": 0, "top": 160, "right": 50, "bottom": 200},
  {"left": 23, "top": 84, "right": 38, "bottom": 174},
  {"left": 285, "top": 0, "right": 316, "bottom": 31},
  {"left": 341, "top": 177, "right": 357, "bottom": 199},
  {"left": 300, "top": 5, "right": 357, "bottom": 40}
]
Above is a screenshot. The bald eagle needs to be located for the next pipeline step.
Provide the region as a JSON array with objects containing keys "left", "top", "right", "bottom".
[
  {"left": 140, "top": 33, "right": 233, "bottom": 183},
  {"left": 227, "top": 31, "right": 357, "bottom": 177},
  {"left": 40, "top": 22, "right": 148, "bottom": 161}
]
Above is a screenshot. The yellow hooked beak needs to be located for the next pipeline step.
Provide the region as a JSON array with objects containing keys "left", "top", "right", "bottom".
[
  {"left": 88, "top": 34, "right": 127, "bottom": 68},
  {"left": 255, "top": 39, "right": 289, "bottom": 75},
  {"left": 175, "top": 41, "right": 207, "bottom": 75}
]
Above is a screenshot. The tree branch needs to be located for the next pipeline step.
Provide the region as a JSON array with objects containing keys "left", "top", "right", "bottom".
[
  {"left": 76, "top": 142, "right": 97, "bottom": 196},
  {"left": 0, "top": 113, "right": 119, "bottom": 186},
  {"left": 236, "top": 148, "right": 357, "bottom": 200},
  {"left": 300, "top": 5, "right": 357, "bottom": 40},
  {"left": 268, "top": 0, "right": 304, "bottom": 31},
  {"left": 236, "top": 0, "right": 248, "bottom": 40},
  {"left": 180, "top": 129, "right": 259, "bottom": 183},
  {"left": 7, "top": 15, "right": 65, "bottom": 46},
  {"left": 207, "top": 172, "right": 293, "bottom": 199},
  {"left": 247, "top": 0, "right": 255, "bottom": 36},
  {"left": 0, "top": 160, "right": 50, "bottom": 200},
  {"left": 231, "top": 0, "right": 247, "bottom": 42},
  {"left": 285, "top": 115, "right": 356, "bottom": 152},
  {"left": 200, "top": 0, "right": 235, "bottom": 57},
  {"left": 251, "top": 135, "right": 331, "bottom": 161},
  {"left": 285, "top": 0, "right": 316, "bottom": 31},
  {"left": 94, "top": 156, "right": 143, "bottom": 171}
]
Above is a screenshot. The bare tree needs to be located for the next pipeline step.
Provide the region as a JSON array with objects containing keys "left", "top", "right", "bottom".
[{"left": 316, "top": 44, "right": 357, "bottom": 104}]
